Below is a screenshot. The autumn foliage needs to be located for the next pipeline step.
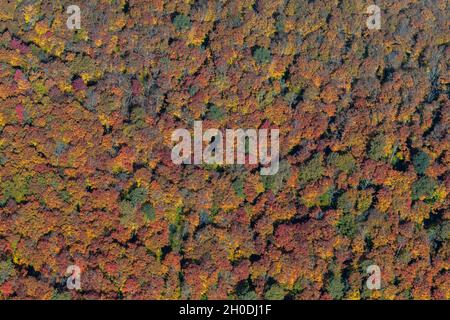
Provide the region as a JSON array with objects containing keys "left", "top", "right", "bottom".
[{"left": 0, "top": 0, "right": 448, "bottom": 300}]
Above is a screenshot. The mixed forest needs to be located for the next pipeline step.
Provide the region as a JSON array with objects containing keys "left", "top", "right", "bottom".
[{"left": 0, "top": 0, "right": 448, "bottom": 299}]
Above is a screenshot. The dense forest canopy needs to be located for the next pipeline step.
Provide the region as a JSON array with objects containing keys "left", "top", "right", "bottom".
[{"left": 0, "top": 0, "right": 448, "bottom": 300}]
